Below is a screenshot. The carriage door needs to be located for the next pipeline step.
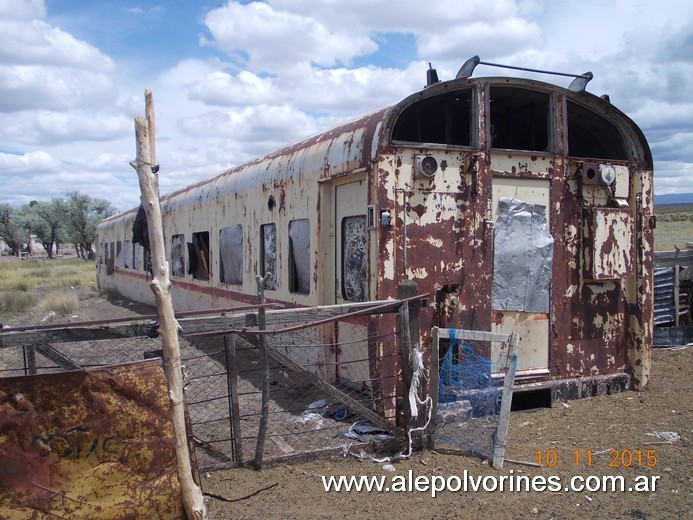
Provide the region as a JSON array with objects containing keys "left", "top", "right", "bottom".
[
  {"left": 333, "top": 179, "right": 370, "bottom": 388},
  {"left": 491, "top": 177, "right": 551, "bottom": 376}
]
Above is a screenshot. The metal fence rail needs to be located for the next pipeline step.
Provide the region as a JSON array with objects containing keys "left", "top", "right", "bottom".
[{"left": 0, "top": 295, "right": 430, "bottom": 471}]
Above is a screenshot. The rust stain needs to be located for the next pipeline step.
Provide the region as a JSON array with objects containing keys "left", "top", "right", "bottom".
[{"left": 0, "top": 361, "right": 182, "bottom": 519}]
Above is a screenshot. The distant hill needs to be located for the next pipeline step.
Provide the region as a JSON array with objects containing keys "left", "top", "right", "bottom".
[{"left": 655, "top": 193, "right": 693, "bottom": 205}]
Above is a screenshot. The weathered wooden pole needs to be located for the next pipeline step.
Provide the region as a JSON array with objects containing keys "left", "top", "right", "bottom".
[
  {"left": 130, "top": 95, "right": 206, "bottom": 519},
  {"left": 397, "top": 280, "right": 426, "bottom": 447},
  {"left": 253, "top": 273, "right": 271, "bottom": 470}
]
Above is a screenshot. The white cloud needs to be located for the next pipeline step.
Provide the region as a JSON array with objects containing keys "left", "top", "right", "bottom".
[
  {"left": 0, "top": 66, "right": 118, "bottom": 113},
  {"left": 188, "top": 70, "right": 279, "bottom": 107},
  {"left": 0, "top": 150, "right": 61, "bottom": 174},
  {"left": 0, "top": 19, "right": 114, "bottom": 70},
  {"left": 1, "top": 0, "right": 692, "bottom": 213},
  {"left": 0, "top": 3, "right": 118, "bottom": 120},
  {"left": 204, "top": 1, "right": 377, "bottom": 72},
  {"left": 0, "top": 0, "right": 45, "bottom": 20},
  {"left": 416, "top": 18, "right": 543, "bottom": 61}
]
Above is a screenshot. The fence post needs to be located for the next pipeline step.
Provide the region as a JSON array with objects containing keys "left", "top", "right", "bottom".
[
  {"left": 224, "top": 334, "right": 242, "bottom": 462},
  {"left": 23, "top": 345, "right": 37, "bottom": 375},
  {"left": 253, "top": 273, "right": 271, "bottom": 470},
  {"left": 397, "top": 280, "right": 425, "bottom": 447},
  {"left": 130, "top": 102, "right": 205, "bottom": 518},
  {"left": 674, "top": 265, "right": 680, "bottom": 326}
]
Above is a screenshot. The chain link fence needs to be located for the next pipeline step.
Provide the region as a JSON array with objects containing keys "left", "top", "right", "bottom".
[
  {"left": 0, "top": 298, "right": 428, "bottom": 471},
  {"left": 0, "top": 300, "right": 519, "bottom": 472}
]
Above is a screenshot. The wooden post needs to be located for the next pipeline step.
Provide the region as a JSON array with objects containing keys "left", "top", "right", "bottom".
[
  {"left": 492, "top": 334, "right": 518, "bottom": 470},
  {"left": 397, "top": 280, "right": 425, "bottom": 446},
  {"left": 224, "top": 334, "right": 243, "bottom": 462},
  {"left": 145, "top": 89, "right": 156, "bottom": 168},
  {"left": 429, "top": 327, "right": 441, "bottom": 449},
  {"left": 23, "top": 345, "right": 36, "bottom": 375},
  {"left": 130, "top": 103, "right": 205, "bottom": 519},
  {"left": 254, "top": 273, "right": 271, "bottom": 470}
]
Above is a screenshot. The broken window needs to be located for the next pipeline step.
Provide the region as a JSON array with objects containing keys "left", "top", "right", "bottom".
[
  {"left": 114, "top": 241, "right": 123, "bottom": 268},
  {"left": 114, "top": 240, "right": 131, "bottom": 269},
  {"left": 392, "top": 88, "right": 472, "bottom": 146},
  {"left": 490, "top": 87, "right": 550, "bottom": 152},
  {"left": 122, "top": 240, "right": 130, "bottom": 268},
  {"left": 144, "top": 249, "right": 151, "bottom": 274},
  {"left": 342, "top": 215, "right": 367, "bottom": 302},
  {"left": 492, "top": 197, "right": 554, "bottom": 313},
  {"left": 171, "top": 234, "right": 185, "bottom": 277},
  {"left": 288, "top": 219, "right": 310, "bottom": 294},
  {"left": 188, "top": 231, "right": 210, "bottom": 281},
  {"left": 107, "top": 242, "right": 115, "bottom": 275},
  {"left": 261, "top": 224, "right": 277, "bottom": 290},
  {"left": 219, "top": 225, "right": 243, "bottom": 285},
  {"left": 132, "top": 242, "right": 140, "bottom": 270},
  {"left": 567, "top": 100, "right": 628, "bottom": 160}
]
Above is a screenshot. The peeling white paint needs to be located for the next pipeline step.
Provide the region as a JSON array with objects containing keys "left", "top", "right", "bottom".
[
  {"left": 407, "top": 267, "right": 429, "bottom": 279},
  {"left": 383, "top": 241, "right": 395, "bottom": 280},
  {"left": 565, "top": 284, "right": 578, "bottom": 297}
]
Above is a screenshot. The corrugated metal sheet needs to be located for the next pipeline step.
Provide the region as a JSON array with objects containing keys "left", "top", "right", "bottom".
[
  {"left": 654, "top": 266, "right": 690, "bottom": 326},
  {"left": 654, "top": 267, "right": 677, "bottom": 325}
]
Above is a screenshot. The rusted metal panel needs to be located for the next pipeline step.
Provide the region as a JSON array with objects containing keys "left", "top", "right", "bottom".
[
  {"left": 492, "top": 312, "right": 550, "bottom": 373},
  {"left": 0, "top": 361, "right": 182, "bottom": 519},
  {"left": 584, "top": 207, "right": 634, "bottom": 280}
]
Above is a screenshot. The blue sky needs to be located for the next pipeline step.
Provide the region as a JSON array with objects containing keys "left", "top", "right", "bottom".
[{"left": 1, "top": 0, "right": 692, "bottom": 211}]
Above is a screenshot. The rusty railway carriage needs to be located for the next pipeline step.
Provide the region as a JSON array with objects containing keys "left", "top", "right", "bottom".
[{"left": 96, "top": 63, "right": 654, "bottom": 410}]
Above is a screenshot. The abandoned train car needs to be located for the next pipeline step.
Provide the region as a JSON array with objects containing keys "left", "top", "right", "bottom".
[{"left": 96, "top": 60, "right": 654, "bottom": 409}]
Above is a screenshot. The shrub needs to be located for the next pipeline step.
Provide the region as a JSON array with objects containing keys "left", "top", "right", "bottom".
[
  {"left": 40, "top": 291, "right": 79, "bottom": 316},
  {"left": 0, "top": 292, "right": 37, "bottom": 314}
]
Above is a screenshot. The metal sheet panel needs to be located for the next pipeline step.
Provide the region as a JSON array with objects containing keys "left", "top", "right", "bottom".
[
  {"left": 492, "top": 312, "right": 550, "bottom": 373},
  {"left": 0, "top": 361, "right": 182, "bottom": 519},
  {"left": 589, "top": 207, "right": 634, "bottom": 279},
  {"left": 492, "top": 197, "right": 554, "bottom": 313}
]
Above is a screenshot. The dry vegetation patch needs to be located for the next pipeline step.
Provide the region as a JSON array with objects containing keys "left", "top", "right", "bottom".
[{"left": 654, "top": 203, "right": 693, "bottom": 251}]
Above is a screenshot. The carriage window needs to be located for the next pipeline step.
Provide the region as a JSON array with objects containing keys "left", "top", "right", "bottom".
[
  {"left": 171, "top": 234, "right": 185, "bottom": 277},
  {"left": 392, "top": 89, "right": 472, "bottom": 146},
  {"left": 219, "top": 225, "right": 243, "bottom": 285},
  {"left": 114, "top": 240, "right": 131, "bottom": 269},
  {"left": 144, "top": 249, "right": 151, "bottom": 273},
  {"left": 567, "top": 101, "right": 628, "bottom": 160},
  {"left": 188, "top": 231, "right": 210, "bottom": 281},
  {"left": 490, "top": 87, "right": 549, "bottom": 152},
  {"left": 132, "top": 242, "right": 140, "bottom": 270},
  {"left": 122, "top": 240, "right": 130, "bottom": 268},
  {"left": 342, "top": 215, "right": 367, "bottom": 302},
  {"left": 261, "top": 224, "right": 277, "bottom": 290},
  {"left": 288, "top": 219, "right": 310, "bottom": 294},
  {"left": 107, "top": 242, "right": 115, "bottom": 274}
]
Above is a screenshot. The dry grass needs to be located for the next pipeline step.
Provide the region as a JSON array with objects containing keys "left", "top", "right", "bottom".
[
  {"left": 654, "top": 203, "right": 693, "bottom": 251},
  {"left": 39, "top": 291, "right": 80, "bottom": 317},
  {"left": 0, "top": 258, "right": 96, "bottom": 319}
]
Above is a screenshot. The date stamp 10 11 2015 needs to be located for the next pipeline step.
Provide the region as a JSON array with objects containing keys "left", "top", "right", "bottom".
[{"left": 534, "top": 449, "right": 658, "bottom": 468}]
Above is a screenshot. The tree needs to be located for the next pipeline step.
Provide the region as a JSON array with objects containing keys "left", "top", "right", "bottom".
[
  {"left": 23, "top": 200, "right": 65, "bottom": 259},
  {"left": 62, "top": 191, "right": 116, "bottom": 259},
  {"left": 0, "top": 204, "right": 28, "bottom": 255}
]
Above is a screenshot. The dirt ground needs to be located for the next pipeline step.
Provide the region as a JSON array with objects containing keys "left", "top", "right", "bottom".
[
  {"left": 5, "top": 290, "right": 692, "bottom": 520},
  {"left": 202, "top": 348, "right": 692, "bottom": 520}
]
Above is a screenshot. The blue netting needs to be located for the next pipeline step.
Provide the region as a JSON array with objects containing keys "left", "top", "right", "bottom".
[{"left": 435, "top": 329, "right": 516, "bottom": 461}]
